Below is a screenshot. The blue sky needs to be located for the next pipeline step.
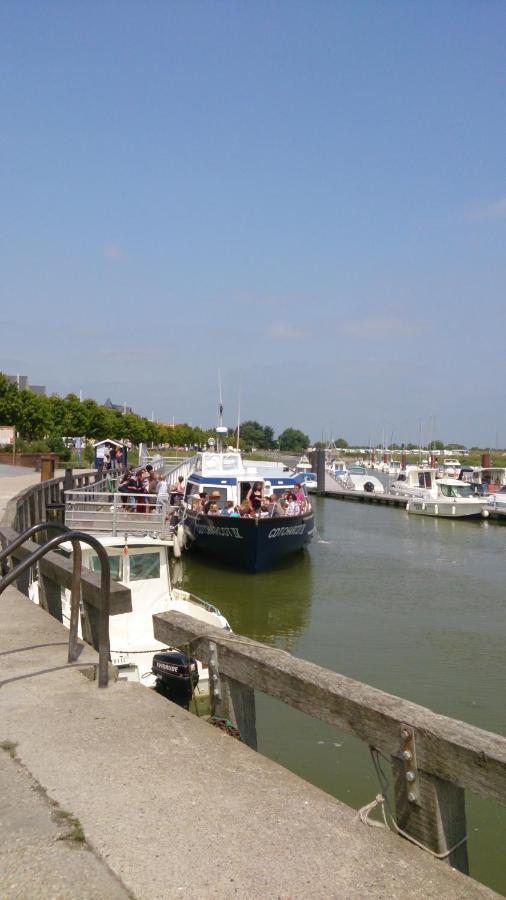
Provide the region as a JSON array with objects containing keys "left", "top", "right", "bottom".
[{"left": 1, "top": 2, "right": 505, "bottom": 446}]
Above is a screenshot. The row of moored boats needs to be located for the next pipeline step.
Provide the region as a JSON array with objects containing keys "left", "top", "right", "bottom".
[{"left": 327, "top": 458, "right": 506, "bottom": 519}]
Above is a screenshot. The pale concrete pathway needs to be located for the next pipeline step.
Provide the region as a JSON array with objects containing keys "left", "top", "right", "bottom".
[
  {"left": 0, "top": 468, "right": 41, "bottom": 522},
  {"left": 0, "top": 587, "right": 497, "bottom": 900},
  {"left": 0, "top": 751, "right": 131, "bottom": 899}
]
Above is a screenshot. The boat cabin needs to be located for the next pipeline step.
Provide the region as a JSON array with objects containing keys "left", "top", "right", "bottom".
[
  {"left": 459, "top": 467, "right": 506, "bottom": 493},
  {"left": 184, "top": 450, "right": 306, "bottom": 512},
  {"left": 437, "top": 480, "right": 474, "bottom": 499},
  {"left": 347, "top": 464, "right": 368, "bottom": 476},
  {"left": 394, "top": 468, "right": 438, "bottom": 489}
]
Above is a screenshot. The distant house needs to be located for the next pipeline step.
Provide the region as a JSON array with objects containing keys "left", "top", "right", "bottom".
[
  {"left": 104, "top": 398, "right": 133, "bottom": 415},
  {"left": 5, "top": 374, "right": 46, "bottom": 395}
]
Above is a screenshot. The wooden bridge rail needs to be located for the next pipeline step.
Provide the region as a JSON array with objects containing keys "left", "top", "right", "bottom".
[{"left": 154, "top": 610, "right": 506, "bottom": 875}]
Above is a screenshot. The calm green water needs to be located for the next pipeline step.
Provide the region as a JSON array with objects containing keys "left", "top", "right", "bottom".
[{"left": 171, "top": 497, "right": 506, "bottom": 894}]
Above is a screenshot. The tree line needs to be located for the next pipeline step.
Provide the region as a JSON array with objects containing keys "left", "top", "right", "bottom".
[{"left": 0, "top": 375, "right": 310, "bottom": 456}]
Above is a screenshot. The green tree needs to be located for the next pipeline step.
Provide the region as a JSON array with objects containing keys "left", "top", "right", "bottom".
[
  {"left": 122, "top": 413, "right": 149, "bottom": 445},
  {"left": 238, "top": 420, "right": 275, "bottom": 450},
  {"left": 278, "top": 428, "right": 309, "bottom": 452},
  {"left": 335, "top": 437, "right": 348, "bottom": 448},
  {"left": 46, "top": 394, "right": 72, "bottom": 436},
  {"left": 0, "top": 374, "right": 20, "bottom": 427},
  {"left": 64, "top": 393, "right": 91, "bottom": 436},
  {"left": 16, "top": 390, "right": 49, "bottom": 441}
]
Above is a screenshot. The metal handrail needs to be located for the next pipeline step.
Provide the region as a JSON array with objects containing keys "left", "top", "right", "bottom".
[
  {"left": 0, "top": 527, "right": 111, "bottom": 687},
  {"left": 0, "top": 522, "right": 84, "bottom": 665}
]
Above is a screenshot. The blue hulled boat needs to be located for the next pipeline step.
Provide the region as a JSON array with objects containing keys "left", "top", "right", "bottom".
[{"left": 182, "top": 449, "right": 315, "bottom": 572}]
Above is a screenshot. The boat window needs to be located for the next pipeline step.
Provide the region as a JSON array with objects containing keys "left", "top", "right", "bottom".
[
  {"left": 90, "top": 553, "right": 122, "bottom": 581},
  {"left": 129, "top": 552, "right": 160, "bottom": 581},
  {"left": 418, "top": 472, "right": 432, "bottom": 488}
]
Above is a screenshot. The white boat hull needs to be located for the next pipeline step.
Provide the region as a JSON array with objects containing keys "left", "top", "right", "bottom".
[{"left": 406, "top": 500, "right": 487, "bottom": 518}]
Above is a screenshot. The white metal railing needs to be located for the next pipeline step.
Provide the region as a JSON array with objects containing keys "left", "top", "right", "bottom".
[
  {"left": 162, "top": 455, "right": 198, "bottom": 484},
  {"left": 65, "top": 490, "right": 179, "bottom": 539}
]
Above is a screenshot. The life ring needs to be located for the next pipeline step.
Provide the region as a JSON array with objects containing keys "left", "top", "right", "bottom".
[{"left": 363, "top": 481, "right": 375, "bottom": 493}]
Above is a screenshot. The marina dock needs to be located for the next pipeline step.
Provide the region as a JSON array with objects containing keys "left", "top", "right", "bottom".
[{"left": 0, "top": 468, "right": 504, "bottom": 897}]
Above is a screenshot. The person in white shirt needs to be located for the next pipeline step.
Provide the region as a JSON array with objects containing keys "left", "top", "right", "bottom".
[{"left": 156, "top": 475, "right": 169, "bottom": 514}]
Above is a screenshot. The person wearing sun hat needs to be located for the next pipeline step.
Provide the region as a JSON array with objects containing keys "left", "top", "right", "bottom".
[{"left": 204, "top": 490, "right": 222, "bottom": 513}]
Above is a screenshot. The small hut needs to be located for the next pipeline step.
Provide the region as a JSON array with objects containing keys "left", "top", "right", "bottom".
[{"left": 93, "top": 439, "right": 127, "bottom": 470}]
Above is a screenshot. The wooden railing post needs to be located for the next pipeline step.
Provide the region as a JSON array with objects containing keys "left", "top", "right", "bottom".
[
  {"left": 38, "top": 573, "right": 63, "bottom": 621},
  {"left": 208, "top": 641, "right": 257, "bottom": 750},
  {"left": 392, "top": 758, "right": 468, "bottom": 873}
]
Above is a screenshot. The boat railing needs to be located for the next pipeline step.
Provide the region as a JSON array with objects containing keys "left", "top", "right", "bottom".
[
  {"left": 162, "top": 454, "right": 198, "bottom": 481},
  {"left": 65, "top": 489, "right": 178, "bottom": 539}
]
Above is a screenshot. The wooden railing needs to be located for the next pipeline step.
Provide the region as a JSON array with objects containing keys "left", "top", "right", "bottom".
[{"left": 153, "top": 610, "right": 506, "bottom": 876}]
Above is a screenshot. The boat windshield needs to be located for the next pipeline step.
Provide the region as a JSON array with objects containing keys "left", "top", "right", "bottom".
[
  {"left": 88, "top": 550, "right": 161, "bottom": 582},
  {"left": 89, "top": 552, "right": 122, "bottom": 581},
  {"left": 439, "top": 483, "right": 473, "bottom": 499}
]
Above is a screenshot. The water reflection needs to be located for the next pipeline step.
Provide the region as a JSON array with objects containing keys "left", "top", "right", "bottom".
[{"left": 171, "top": 549, "right": 313, "bottom": 652}]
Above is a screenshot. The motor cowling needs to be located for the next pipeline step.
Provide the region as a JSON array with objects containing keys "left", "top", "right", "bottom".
[{"left": 152, "top": 649, "right": 199, "bottom": 688}]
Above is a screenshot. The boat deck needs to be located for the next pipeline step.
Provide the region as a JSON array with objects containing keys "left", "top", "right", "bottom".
[{"left": 65, "top": 486, "right": 177, "bottom": 541}]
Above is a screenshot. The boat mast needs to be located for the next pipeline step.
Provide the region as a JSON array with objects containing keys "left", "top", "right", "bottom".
[
  {"left": 216, "top": 371, "right": 228, "bottom": 453},
  {"left": 236, "top": 384, "right": 241, "bottom": 451}
]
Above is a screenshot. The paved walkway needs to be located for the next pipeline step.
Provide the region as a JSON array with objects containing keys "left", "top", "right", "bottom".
[{"left": 0, "top": 468, "right": 41, "bottom": 523}]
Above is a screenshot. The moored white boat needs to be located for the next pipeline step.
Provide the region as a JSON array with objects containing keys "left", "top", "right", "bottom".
[
  {"left": 400, "top": 477, "right": 488, "bottom": 519},
  {"left": 31, "top": 480, "right": 230, "bottom": 690},
  {"left": 336, "top": 464, "right": 385, "bottom": 494}
]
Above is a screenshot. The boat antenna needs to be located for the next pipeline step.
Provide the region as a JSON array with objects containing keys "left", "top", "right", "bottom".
[
  {"left": 216, "top": 370, "right": 228, "bottom": 452},
  {"left": 236, "top": 383, "right": 241, "bottom": 451},
  {"left": 218, "top": 370, "right": 224, "bottom": 427}
]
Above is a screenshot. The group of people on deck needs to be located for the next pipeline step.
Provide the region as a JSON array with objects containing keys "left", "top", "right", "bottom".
[
  {"left": 116, "top": 469, "right": 307, "bottom": 519},
  {"left": 118, "top": 467, "right": 185, "bottom": 513},
  {"left": 191, "top": 481, "right": 308, "bottom": 518}
]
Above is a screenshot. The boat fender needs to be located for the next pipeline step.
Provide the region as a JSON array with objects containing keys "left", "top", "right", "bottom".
[
  {"left": 173, "top": 533, "right": 182, "bottom": 557},
  {"left": 482, "top": 508, "right": 490, "bottom": 518},
  {"left": 363, "top": 481, "right": 375, "bottom": 493},
  {"left": 177, "top": 524, "right": 185, "bottom": 550}
]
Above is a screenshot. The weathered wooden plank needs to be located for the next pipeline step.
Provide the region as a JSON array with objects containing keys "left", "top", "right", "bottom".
[
  {"left": 218, "top": 674, "right": 257, "bottom": 750},
  {"left": 153, "top": 611, "right": 506, "bottom": 805},
  {"left": 38, "top": 572, "right": 63, "bottom": 622},
  {"left": 0, "top": 527, "right": 131, "bottom": 615},
  {"left": 28, "top": 493, "right": 36, "bottom": 530}
]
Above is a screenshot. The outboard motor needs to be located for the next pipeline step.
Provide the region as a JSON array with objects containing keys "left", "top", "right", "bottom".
[{"left": 152, "top": 649, "right": 199, "bottom": 690}]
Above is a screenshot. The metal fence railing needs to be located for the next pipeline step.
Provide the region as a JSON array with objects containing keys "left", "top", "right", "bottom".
[{"left": 65, "top": 490, "right": 178, "bottom": 540}]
